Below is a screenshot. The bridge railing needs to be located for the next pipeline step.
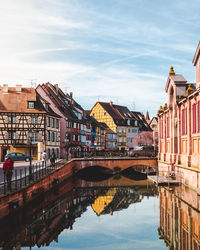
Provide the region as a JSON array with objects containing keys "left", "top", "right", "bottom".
[
  {"left": 0, "top": 159, "right": 67, "bottom": 196},
  {"left": 70, "top": 150, "right": 157, "bottom": 159}
]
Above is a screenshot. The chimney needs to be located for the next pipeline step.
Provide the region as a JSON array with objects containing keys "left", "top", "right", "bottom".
[
  {"left": 110, "top": 101, "right": 113, "bottom": 106},
  {"left": 70, "top": 92, "right": 73, "bottom": 98},
  {"left": 3, "top": 84, "right": 8, "bottom": 93},
  {"left": 16, "top": 84, "right": 22, "bottom": 93},
  {"left": 54, "top": 84, "right": 59, "bottom": 93}
]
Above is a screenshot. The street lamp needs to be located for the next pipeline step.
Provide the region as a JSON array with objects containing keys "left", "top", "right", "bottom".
[{"left": 28, "top": 129, "right": 33, "bottom": 181}]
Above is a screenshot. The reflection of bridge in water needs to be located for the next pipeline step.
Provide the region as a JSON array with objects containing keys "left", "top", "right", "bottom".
[
  {"left": 73, "top": 157, "right": 157, "bottom": 173},
  {"left": 74, "top": 157, "right": 157, "bottom": 181},
  {"left": 0, "top": 176, "right": 157, "bottom": 249}
]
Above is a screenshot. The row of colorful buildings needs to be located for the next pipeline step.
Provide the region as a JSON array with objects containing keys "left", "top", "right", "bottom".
[
  {"left": 0, "top": 82, "right": 153, "bottom": 161},
  {"left": 157, "top": 41, "right": 200, "bottom": 190}
]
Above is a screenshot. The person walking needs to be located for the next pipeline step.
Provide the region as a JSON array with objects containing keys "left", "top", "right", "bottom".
[
  {"left": 50, "top": 151, "right": 56, "bottom": 167},
  {"left": 3, "top": 157, "right": 14, "bottom": 191},
  {"left": 42, "top": 150, "right": 48, "bottom": 167}
]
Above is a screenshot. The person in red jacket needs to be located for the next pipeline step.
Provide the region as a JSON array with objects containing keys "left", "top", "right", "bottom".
[{"left": 3, "top": 157, "right": 14, "bottom": 191}]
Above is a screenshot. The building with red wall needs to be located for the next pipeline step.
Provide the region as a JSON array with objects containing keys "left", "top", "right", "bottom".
[{"left": 158, "top": 42, "right": 200, "bottom": 190}]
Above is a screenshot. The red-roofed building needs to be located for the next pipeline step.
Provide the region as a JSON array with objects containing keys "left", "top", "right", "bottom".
[{"left": 0, "top": 84, "right": 60, "bottom": 161}]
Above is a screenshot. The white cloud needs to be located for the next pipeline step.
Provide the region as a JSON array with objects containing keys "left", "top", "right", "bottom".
[{"left": 0, "top": 0, "right": 198, "bottom": 115}]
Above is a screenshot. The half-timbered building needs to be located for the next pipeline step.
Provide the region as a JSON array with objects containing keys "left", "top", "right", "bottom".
[{"left": 0, "top": 84, "right": 60, "bottom": 161}]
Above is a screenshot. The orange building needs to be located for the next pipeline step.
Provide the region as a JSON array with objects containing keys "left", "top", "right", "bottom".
[{"left": 158, "top": 42, "right": 200, "bottom": 190}]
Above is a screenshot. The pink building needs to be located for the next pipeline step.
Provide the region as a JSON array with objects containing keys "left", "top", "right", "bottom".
[{"left": 158, "top": 42, "right": 200, "bottom": 190}]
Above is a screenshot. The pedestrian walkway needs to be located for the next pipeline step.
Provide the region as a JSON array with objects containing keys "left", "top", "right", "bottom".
[{"left": 0, "top": 159, "right": 67, "bottom": 196}]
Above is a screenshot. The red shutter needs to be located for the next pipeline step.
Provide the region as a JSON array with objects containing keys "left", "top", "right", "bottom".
[
  {"left": 185, "top": 108, "right": 187, "bottom": 135},
  {"left": 193, "top": 104, "right": 197, "bottom": 133},
  {"left": 161, "top": 119, "right": 163, "bottom": 139},
  {"left": 167, "top": 117, "right": 170, "bottom": 138},
  {"left": 182, "top": 109, "right": 185, "bottom": 135}
]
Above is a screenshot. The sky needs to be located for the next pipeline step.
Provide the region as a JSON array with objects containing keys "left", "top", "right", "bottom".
[{"left": 0, "top": 0, "right": 199, "bottom": 117}]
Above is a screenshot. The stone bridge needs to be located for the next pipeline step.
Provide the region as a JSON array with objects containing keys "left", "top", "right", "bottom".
[{"left": 72, "top": 157, "right": 157, "bottom": 173}]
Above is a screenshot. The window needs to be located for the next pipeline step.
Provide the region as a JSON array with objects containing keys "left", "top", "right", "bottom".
[
  {"left": 198, "top": 101, "right": 200, "bottom": 132},
  {"left": 47, "top": 117, "right": 50, "bottom": 127},
  {"left": 8, "top": 116, "right": 16, "bottom": 123},
  {"left": 74, "top": 122, "right": 76, "bottom": 129},
  {"left": 48, "top": 131, "right": 50, "bottom": 141},
  {"left": 52, "top": 132, "right": 55, "bottom": 142},
  {"left": 52, "top": 118, "right": 55, "bottom": 128},
  {"left": 28, "top": 101, "right": 34, "bottom": 109},
  {"left": 193, "top": 104, "right": 197, "bottom": 133},
  {"left": 56, "top": 119, "right": 59, "bottom": 129},
  {"left": 56, "top": 148, "right": 59, "bottom": 158},
  {"left": 8, "top": 132, "right": 16, "bottom": 139},
  {"left": 56, "top": 132, "right": 60, "bottom": 142},
  {"left": 182, "top": 108, "right": 187, "bottom": 135},
  {"left": 31, "top": 117, "right": 38, "bottom": 124},
  {"left": 161, "top": 118, "right": 163, "bottom": 139},
  {"left": 32, "top": 132, "right": 38, "bottom": 143},
  {"left": 167, "top": 117, "right": 170, "bottom": 138}
]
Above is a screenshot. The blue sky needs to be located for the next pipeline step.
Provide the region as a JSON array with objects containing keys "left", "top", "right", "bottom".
[{"left": 0, "top": 0, "right": 199, "bottom": 116}]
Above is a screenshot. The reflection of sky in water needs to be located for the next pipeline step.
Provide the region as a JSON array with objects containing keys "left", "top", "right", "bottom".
[{"left": 27, "top": 196, "right": 167, "bottom": 250}]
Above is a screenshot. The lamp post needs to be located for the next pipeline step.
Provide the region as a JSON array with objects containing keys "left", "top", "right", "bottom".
[{"left": 28, "top": 130, "right": 33, "bottom": 181}]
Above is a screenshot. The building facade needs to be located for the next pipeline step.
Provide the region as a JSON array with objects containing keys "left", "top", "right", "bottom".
[
  {"left": 36, "top": 83, "right": 86, "bottom": 158},
  {"left": 0, "top": 85, "right": 60, "bottom": 161},
  {"left": 158, "top": 42, "right": 200, "bottom": 190},
  {"left": 90, "top": 102, "right": 141, "bottom": 151}
]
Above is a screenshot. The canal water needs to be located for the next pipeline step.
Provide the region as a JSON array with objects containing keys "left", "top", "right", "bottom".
[
  {"left": 0, "top": 172, "right": 170, "bottom": 250},
  {"left": 1, "top": 168, "right": 199, "bottom": 249}
]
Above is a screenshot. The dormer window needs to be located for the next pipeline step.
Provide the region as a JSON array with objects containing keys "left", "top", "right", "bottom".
[
  {"left": 28, "top": 101, "right": 34, "bottom": 109},
  {"left": 45, "top": 103, "right": 49, "bottom": 111}
]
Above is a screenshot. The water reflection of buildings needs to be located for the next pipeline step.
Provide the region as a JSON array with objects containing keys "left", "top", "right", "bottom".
[
  {"left": 0, "top": 179, "right": 157, "bottom": 249},
  {"left": 158, "top": 186, "right": 200, "bottom": 249},
  {"left": 91, "top": 187, "right": 144, "bottom": 216}
]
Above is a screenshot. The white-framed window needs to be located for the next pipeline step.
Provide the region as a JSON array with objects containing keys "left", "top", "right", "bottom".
[
  {"left": 52, "top": 118, "right": 55, "bottom": 128},
  {"left": 56, "top": 119, "right": 59, "bottom": 129},
  {"left": 48, "top": 131, "right": 50, "bottom": 141},
  {"left": 28, "top": 101, "right": 34, "bottom": 109},
  {"left": 47, "top": 117, "right": 50, "bottom": 127},
  {"left": 8, "top": 116, "right": 16, "bottom": 123},
  {"left": 8, "top": 132, "right": 16, "bottom": 139},
  {"left": 32, "top": 132, "right": 38, "bottom": 143},
  {"left": 52, "top": 132, "right": 55, "bottom": 142},
  {"left": 31, "top": 117, "right": 38, "bottom": 124}
]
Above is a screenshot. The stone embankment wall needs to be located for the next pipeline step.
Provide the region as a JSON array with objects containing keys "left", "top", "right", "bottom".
[{"left": 0, "top": 160, "right": 75, "bottom": 219}]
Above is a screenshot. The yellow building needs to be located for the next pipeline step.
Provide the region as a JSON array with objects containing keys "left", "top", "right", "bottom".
[{"left": 90, "top": 102, "right": 137, "bottom": 150}]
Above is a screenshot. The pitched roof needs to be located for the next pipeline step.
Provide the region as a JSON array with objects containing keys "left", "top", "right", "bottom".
[
  {"left": 165, "top": 74, "right": 187, "bottom": 92},
  {"left": 193, "top": 41, "right": 200, "bottom": 66},
  {"left": 98, "top": 102, "right": 135, "bottom": 126},
  {"left": 39, "top": 83, "right": 83, "bottom": 122},
  {"left": 0, "top": 86, "right": 41, "bottom": 113},
  {"left": 149, "top": 117, "right": 158, "bottom": 126},
  {"left": 131, "top": 111, "right": 152, "bottom": 131}
]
